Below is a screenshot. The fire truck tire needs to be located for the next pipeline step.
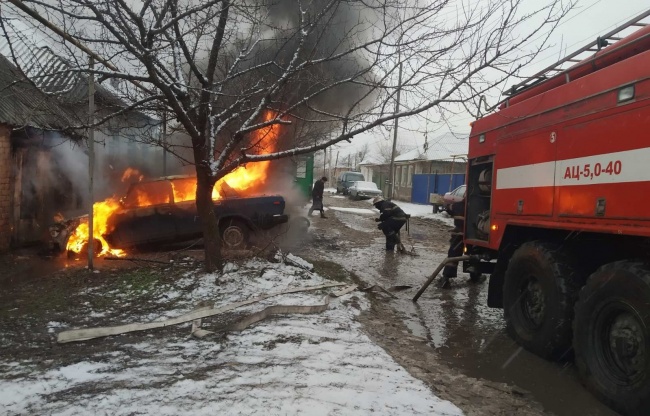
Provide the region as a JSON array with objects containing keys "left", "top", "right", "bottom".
[
  {"left": 219, "top": 219, "right": 250, "bottom": 249},
  {"left": 573, "top": 261, "right": 650, "bottom": 416},
  {"left": 503, "top": 241, "right": 578, "bottom": 359}
]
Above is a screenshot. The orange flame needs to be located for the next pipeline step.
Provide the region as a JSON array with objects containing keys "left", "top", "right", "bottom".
[
  {"left": 121, "top": 167, "right": 144, "bottom": 182},
  {"left": 66, "top": 198, "right": 125, "bottom": 257},
  {"left": 65, "top": 111, "right": 280, "bottom": 257}
]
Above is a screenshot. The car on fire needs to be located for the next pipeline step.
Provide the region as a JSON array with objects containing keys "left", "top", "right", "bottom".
[
  {"left": 50, "top": 176, "right": 294, "bottom": 253},
  {"left": 347, "top": 181, "right": 382, "bottom": 200}
]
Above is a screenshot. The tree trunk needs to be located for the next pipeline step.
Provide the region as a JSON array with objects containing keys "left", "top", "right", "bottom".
[{"left": 196, "top": 169, "right": 222, "bottom": 273}]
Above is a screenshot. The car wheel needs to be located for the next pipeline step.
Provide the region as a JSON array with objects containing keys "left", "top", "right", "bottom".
[
  {"left": 574, "top": 261, "right": 650, "bottom": 416},
  {"left": 220, "top": 219, "right": 249, "bottom": 249},
  {"left": 503, "top": 241, "right": 580, "bottom": 359}
]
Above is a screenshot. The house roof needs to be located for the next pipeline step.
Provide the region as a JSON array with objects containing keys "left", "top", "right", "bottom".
[
  {"left": 394, "top": 132, "right": 469, "bottom": 162},
  {"left": 0, "top": 54, "right": 81, "bottom": 130},
  {"left": 5, "top": 44, "right": 130, "bottom": 110},
  {"left": 1, "top": 34, "right": 156, "bottom": 122}
]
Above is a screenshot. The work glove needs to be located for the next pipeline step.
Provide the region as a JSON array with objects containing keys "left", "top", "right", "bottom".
[{"left": 374, "top": 218, "right": 380, "bottom": 222}]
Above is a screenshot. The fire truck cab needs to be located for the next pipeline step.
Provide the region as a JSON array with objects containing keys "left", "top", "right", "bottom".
[{"left": 464, "top": 10, "right": 650, "bottom": 415}]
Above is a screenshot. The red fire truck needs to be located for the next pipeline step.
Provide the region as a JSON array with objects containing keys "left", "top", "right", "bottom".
[{"left": 464, "top": 10, "right": 650, "bottom": 415}]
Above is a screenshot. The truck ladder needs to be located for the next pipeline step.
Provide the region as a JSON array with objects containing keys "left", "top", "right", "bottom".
[{"left": 505, "top": 8, "right": 650, "bottom": 97}]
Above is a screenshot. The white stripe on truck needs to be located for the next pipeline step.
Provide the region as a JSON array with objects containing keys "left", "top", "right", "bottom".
[{"left": 496, "top": 147, "right": 650, "bottom": 190}]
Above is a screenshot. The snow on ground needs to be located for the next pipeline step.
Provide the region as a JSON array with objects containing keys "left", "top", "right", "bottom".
[
  {"left": 328, "top": 206, "right": 375, "bottom": 215},
  {"left": 0, "top": 258, "right": 462, "bottom": 416},
  {"left": 356, "top": 199, "right": 455, "bottom": 227},
  {"left": 397, "top": 201, "right": 455, "bottom": 227}
]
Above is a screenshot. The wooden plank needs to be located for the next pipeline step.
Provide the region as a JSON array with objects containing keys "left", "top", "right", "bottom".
[
  {"left": 222, "top": 298, "right": 330, "bottom": 332},
  {"left": 57, "top": 282, "right": 346, "bottom": 343},
  {"left": 331, "top": 284, "right": 358, "bottom": 297}
]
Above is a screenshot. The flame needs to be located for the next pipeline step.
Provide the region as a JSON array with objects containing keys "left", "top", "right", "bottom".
[
  {"left": 65, "top": 111, "right": 279, "bottom": 257},
  {"left": 66, "top": 197, "right": 125, "bottom": 257},
  {"left": 121, "top": 167, "right": 144, "bottom": 182}
]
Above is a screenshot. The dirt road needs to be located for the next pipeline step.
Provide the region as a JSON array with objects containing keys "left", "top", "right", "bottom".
[
  {"left": 0, "top": 192, "right": 619, "bottom": 415},
  {"left": 294, "top": 192, "right": 618, "bottom": 416}
]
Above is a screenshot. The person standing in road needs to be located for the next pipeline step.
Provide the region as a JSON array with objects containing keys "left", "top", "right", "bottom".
[
  {"left": 372, "top": 196, "right": 408, "bottom": 251},
  {"left": 439, "top": 198, "right": 485, "bottom": 288},
  {"left": 308, "top": 177, "right": 328, "bottom": 218}
]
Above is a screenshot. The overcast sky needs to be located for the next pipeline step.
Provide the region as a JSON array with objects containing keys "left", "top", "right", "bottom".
[
  {"left": 3, "top": 0, "right": 648, "bottom": 164},
  {"left": 335, "top": 0, "right": 650, "bottom": 162}
]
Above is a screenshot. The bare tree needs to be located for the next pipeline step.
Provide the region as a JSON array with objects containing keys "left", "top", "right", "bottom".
[
  {"left": 1, "top": 0, "right": 573, "bottom": 271},
  {"left": 378, "top": 141, "right": 406, "bottom": 164},
  {"left": 356, "top": 142, "right": 370, "bottom": 165}
]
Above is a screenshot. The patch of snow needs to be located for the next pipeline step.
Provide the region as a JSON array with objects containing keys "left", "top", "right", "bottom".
[
  {"left": 47, "top": 321, "right": 68, "bottom": 333},
  {"left": 0, "top": 259, "right": 462, "bottom": 416},
  {"left": 283, "top": 253, "right": 314, "bottom": 271},
  {"left": 363, "top": 200, "right": 455, "bottom": 227},
  {"left": 328, "top": 207, "right": 375, "bottom": 215}
]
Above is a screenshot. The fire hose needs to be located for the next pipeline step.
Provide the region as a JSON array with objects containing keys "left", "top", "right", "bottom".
[{"left": 412, "top": 255, "right": 476, "bottom": 302}]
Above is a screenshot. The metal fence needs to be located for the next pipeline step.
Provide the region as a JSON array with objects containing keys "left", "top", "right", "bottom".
[{"left": 411, "top": 173, "right": 466, "bottom": 204}]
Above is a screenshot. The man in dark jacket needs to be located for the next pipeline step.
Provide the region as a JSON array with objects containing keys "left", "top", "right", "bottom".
[
  {"left": 308, "top": 177, "right": 328, "bottom": 218},
  {"left": 439, "top": 198, "right": 484, "bottom": 288},
  {"left": 372, "top": 196, "right": 408, "bottom": 251}
]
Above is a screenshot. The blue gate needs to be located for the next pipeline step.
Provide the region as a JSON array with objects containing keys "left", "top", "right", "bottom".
[{"left": 411, "top": 174, "right": 466, "bottom": 204}]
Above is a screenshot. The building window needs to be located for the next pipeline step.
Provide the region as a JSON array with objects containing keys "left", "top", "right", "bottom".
[{"left": 407, "top": 166, "right": 414, "bottom": 187}]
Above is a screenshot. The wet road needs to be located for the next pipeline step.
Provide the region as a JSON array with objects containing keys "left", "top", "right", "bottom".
[{"left": 302, "top": 195, "right": 619, "bottom": 416}]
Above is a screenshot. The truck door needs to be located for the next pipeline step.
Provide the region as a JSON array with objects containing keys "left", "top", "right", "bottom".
[{"left": 494, "top": 130, "right": 557, "bottom": 217}]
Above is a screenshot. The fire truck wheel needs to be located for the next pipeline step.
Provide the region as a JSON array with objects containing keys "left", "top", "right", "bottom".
[
  {"left": 503, "top": 241, "right": 579, "bottom": 359},
  {"left": 219, "top": 219, "right": 250, "bottom": 249},
  {"left": 574, "top": 261, "right": 650, "bottom": 415}
]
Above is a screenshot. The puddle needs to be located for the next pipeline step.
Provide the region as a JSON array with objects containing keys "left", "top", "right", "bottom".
[{"left": 322, "top": 243, "right": 617, "bottom": 416}]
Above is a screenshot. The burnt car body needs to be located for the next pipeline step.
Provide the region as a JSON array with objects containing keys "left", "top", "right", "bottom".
[{"left": 52, "top": 176, "right": 291, "bottom": 252}]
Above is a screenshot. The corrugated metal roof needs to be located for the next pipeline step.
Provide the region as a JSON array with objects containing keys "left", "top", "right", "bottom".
[
  {"left": 394, "top": 132, "right": 469, "bottom": 162},
  {"left": 0, "top": 54, "right": 81, "bottom": 130},
  {"left": 7, "top": 44, "right": 127, "bottom": 108}
]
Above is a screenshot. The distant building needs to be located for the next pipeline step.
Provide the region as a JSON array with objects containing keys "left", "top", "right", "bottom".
[{"left": 359, "top": 132, "right": 468, "bottom": 202}]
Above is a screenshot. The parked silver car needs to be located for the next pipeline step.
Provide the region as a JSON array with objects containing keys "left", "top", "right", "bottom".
[{"left": 348, "top": 181, "right": 382, "bottom": 200}]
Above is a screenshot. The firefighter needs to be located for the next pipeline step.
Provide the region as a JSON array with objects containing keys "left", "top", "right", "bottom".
[
  {"left": 372, "top": 196, "right": 408, "bottom": 252},
  {"left": 439, "top": 198, "right": 485, "bottom": 288},
  {"left": 308, "top": 177, "right": 328, "bottom": 218}
]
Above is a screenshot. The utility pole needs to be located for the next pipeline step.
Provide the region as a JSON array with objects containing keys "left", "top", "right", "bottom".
[
  {"left": 334, "top": 151, "right": 339, "bottom": 179},
  {"left": 328, "top": 149, "right": 333, "bottom": 181},
  {"left": 87, "top": 56, "right": 95, "bottom": 269},
  {"left": 162, "top": 111, "right": 167, "bottom": 176},
  {"left": 388, "top": 62, "right": 403, "bottom": 200}
]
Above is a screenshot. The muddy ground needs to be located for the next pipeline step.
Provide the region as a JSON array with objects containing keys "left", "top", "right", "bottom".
[
  {"left": 0, "top": 192, "right": 618, "bottom": 415},
  {"left": 293, "top": 193, "right": 617, "bottom": 416}
]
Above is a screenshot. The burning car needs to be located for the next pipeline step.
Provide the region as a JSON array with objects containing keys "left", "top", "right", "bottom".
[{"left": 51, "top": 176, "right": 292, "bottom": 255}]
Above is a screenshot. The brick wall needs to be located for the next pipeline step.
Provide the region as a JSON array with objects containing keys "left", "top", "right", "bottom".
[{"left": 0, "top": 124, "right": 12, "bottom": 251}]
